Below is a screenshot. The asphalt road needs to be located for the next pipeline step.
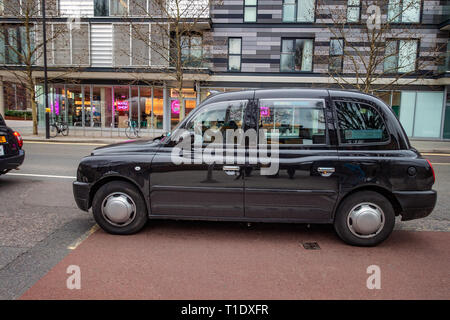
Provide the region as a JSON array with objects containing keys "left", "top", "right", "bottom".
[{"left": 0, "top": 142, "right": 449, "bottom": 299}]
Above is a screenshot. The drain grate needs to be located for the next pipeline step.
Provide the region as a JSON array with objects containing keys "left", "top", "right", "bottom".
[{"left": 302, "top": 242, "right": 321, "bottom": 250}]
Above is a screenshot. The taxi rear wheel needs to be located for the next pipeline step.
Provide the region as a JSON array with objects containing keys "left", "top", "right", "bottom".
[
  {"left": 92, "top": 181, "right": 148, "bottom": 235},
  {"left": 334, "top": 191, "right": 395, "bottom": 246}
]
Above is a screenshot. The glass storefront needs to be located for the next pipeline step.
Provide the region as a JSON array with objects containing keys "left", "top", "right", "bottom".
[
  {"left": 36, "top": 83, "right": 199, "bottom": 134},
  {"left": 374, "top": 90, "right": 446, "bottom": 139}
]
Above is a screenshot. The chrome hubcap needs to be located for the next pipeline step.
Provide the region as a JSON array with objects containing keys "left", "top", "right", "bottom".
[
  {"left": 347, "top": 202, "right": 385, "bottom": 238},
  {"left": 101, "top": 192, "right": 136, "bottom": 227}
]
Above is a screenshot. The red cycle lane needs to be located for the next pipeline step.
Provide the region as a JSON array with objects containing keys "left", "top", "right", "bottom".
[{"left": 20, "top": 222, "right": 450, "bottom": 300}]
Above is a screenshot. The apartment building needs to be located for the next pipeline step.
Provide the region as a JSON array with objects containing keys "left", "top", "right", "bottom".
[{"left": 0, "top": 0, "right": 449, "bottom": 139}]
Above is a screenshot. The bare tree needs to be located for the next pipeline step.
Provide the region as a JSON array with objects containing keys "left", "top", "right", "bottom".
[
  {"left": 0, "top": 0, "right": 86, "bottom": 134},
  {"left": 119, "top": 0, "right": 220, "bottom": 122},
  {"left": 317, "top": 0, "right": 447, "bottom": 94}
]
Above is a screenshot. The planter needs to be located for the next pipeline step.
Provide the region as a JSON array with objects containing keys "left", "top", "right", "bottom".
[{"left": 5, "top": 116, "right": 32, "bottom": 121}]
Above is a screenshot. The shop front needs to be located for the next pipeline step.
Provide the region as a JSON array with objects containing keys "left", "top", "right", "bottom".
[
  {"left": 36, "top": 83, "right": 200, "bottom": 136},
  {"left": 373, "top": 89, "right": 448, "bottom": 140},
  {"left": 34, "top": 82, "right": 449, "bottom": 140}
]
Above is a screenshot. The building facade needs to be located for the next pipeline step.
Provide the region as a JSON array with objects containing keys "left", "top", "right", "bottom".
[{"left": 0, "top": 0, "right": 449, "bottom": 139}]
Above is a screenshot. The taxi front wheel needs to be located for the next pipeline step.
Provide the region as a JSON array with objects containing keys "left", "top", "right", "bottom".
[{"left": 92, "top": 181, "right": 148, "bottom": 235}]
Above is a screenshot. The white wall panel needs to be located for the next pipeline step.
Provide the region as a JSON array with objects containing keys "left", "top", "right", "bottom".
[
  {"left": 91, "top": 24, "right": 113, "bottom": 67},
  {"left": 60, "top": 0, "right": 94, "bottom": 17}
]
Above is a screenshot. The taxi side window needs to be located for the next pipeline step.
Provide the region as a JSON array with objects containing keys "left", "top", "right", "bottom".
[
  {"left": 258, "top": 99, "right": 326, "bottom": 145},
  {"left": 185, "top": 100, "right": 246, "bottom": 144},
  {"left": 335, "top": 100, "right": 389, "bottom": 144}
]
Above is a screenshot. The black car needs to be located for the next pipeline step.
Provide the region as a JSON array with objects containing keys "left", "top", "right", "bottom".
[
  {"left": 0, "top": 113, "right": 24, "bottom": 175},
  {"left": 73, "top": 89, "right": 436, "bottom": 246}
]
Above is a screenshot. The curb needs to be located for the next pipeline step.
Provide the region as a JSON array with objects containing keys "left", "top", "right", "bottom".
[
  {"left": 418, "top": 150, "right": 450, "bottom": 155},
  {"left": 23, "top": 137, "right": 133, "bottom": 145}
]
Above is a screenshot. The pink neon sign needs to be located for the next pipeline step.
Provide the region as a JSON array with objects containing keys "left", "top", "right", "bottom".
[
  {"left": 171, "top": 100, "right": 180, "bottom": 114},
  {"left": 260, "top": 106, "right": 270, "bottom": 117},
  {"left": 115, "top": 100, "right": 129, "bottom": 111}
]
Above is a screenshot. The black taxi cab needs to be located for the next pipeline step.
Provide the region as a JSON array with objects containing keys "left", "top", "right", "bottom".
[{"left": 73, "top": 89, "right": 436, "bottom": 246}]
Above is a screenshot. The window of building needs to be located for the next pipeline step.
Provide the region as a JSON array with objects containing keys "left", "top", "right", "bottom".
[
  {"left": 280, "top": 38, "right": 313, "bottom": 72},
  {"left": 347, "top": 0, "right": 360, "bottom": 22},
  {"left": 53, "top": 24, "right": 70, "bottom": 65},
  {"left": 130, "top": 0, "right": 147, "bottom": 16},
  {"left": 94, "top": 0, "right": 109, "bottom": 16},
  {"left": 72, "top": 24, "right": 90, "bottom": 65},
  {"left": 0, "top": 0, "right": 58, "bottom": 16},
  {"left": 388, "top": 0, "right": 421, "bottom": 23},
  {"left": 259, "top": 99, "right": 326, "bottom": 145},
  {"left": 384, "top": 39, "right": 418, "bottom": 73},
  {"left": 113, "top": 24, "right": 131, "bottom": 66},
  {"left": 244, "top": 0, "right": 257, "bottom": 22},
  {"left": 0, "top": 25, "right": 31, "bottom": 64},
  {"left": 329, "top": 38, "right": 344, "bottom": 72},
  {"left": 150, "top": 24, "right": 169, "bottom": 66},
  {"left": 282, "top": 0, "right": 315, "bottom": 23},
  {"left": 181, "top": 35, "right": 202, "bottom": 67},
  {"left": 399, "top": 91, "right": 445, "bottom": 138},
  {"left": 132, "top": 24, "right": 149, "bottom": 66},
  {"left": 111, "top": 0, "right": 128, "bottom": 16},
  {"left": 335, "top": 101, "right": 389, "bottom": 144},
  {"left": 228, "top": 38, "right": 242, "bottom": 72}
]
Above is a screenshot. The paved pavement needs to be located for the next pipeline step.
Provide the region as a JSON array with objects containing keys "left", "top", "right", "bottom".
[{"left": 0, "top": 141, "right": 449, "bottom": 300}]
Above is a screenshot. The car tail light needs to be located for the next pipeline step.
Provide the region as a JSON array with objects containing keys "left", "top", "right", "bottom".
[
  {"left": 13, "top": 131, "right": 23, "bottom": 149},
  {"left": 426, "top": 159, "right": 435, "bottom": 183}
]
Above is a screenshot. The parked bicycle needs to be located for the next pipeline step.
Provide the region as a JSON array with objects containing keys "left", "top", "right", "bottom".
[
  {"left": 125, "top": 119, "right": 141, "bottom": 139},
  {"left": 50, "top": 120, "right": 69, "bottom": 137}
]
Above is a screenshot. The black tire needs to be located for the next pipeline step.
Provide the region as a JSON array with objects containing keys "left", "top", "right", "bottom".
[
  {"left": 50, "top": 125, "right": 58, "bottom": 138},
  {"left": 125, "top": 126, "right": 134, "bottom": 139},
  {"left": 61, "top": 123, "right": 69, "bottom": 136},
  {"left": 92, "top": 181, "right": 148, "bottom": 235},
  {"left": 334, "top": 191, "right": 395, "bottom": 246}
]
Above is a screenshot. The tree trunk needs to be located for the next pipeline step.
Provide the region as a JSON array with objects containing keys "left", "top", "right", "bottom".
[{"left": 30, "top": 89, "right": 38, "bottom": 135}]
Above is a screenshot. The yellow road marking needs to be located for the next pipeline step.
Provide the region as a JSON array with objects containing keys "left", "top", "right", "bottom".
[
  {"left": 430, "top": 163, "right": 450, "bottom": 166},
  {"left": 68, "top": 224, "right": 99, "bottom": 250},
  {"left": 24, "top": 141, "right": 106, "bottom": 146}
]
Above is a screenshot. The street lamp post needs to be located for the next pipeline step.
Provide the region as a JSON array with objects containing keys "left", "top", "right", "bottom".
[{"left": 41, "top": 0, "right": 50, "bottom": 139}]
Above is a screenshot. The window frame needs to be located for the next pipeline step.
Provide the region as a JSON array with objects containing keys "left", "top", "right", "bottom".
[
  {"left": 112, "top": 23, "right": 132, "bottom": 67},
  {"left": 110, "top": 0, "right": 130, "bottom": 16},
  {"left": 130, "top": 23, "right": 150, "bottom": 67},
  {"left": 346, "top": 0, "right": 361, "bottom": 23},
  {"left": 280, "top": 37, "right": 315, "bottom": 73},
  {"left": 181, "top": 99, "right": 248, "bottom": 148},
  {"left": 180, "top": 34, "right": 203, "bottom": 68},
  {"left": 256, "top": 98, "right": 329, "bottom": 147},
  {"left": 383, "top": 38, "right": 419, "bottom": 74},
  {"left": 329, "top": 38, "right": 344, "bottom": 73},
  {"left": 282, "top": 0, "right": 317, "bottom": 23},
  {"left": 227, "top": 37, "right": 242, "bottom": 72},
  {"left": 387, "top": 0, "right": 422, "bottom": 24},
  {"left": 0, "top": 0, "right": 59, "bottom": 17},
  {"left": 333, "top": 99, "right": 392, "bottom": 147},
  {"left": 243, "top": 0, "right": 258, "bottom": 23}
]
